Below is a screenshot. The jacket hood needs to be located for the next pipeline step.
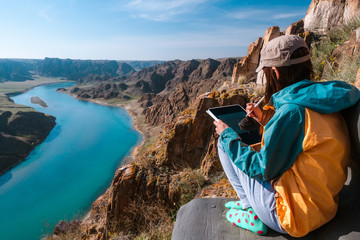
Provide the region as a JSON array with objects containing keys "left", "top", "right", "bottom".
[{"left": 271, "top": 80, "right": 360, "bottom": 114}]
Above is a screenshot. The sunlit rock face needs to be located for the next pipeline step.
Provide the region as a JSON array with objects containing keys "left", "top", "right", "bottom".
[{"left": 304, "top": 0, "right": 360, "bottom": 34}]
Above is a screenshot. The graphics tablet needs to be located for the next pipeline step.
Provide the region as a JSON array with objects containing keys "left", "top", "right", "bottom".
[{"left": 206, "top": 104, "right": 262, "bottom": 145}]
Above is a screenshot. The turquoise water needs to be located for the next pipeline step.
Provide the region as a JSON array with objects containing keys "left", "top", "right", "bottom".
[{"left": 0, "top": 82, "right": 140, "bottom": 240}]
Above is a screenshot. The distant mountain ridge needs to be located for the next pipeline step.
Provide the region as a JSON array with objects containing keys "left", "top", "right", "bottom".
[
  {"left": 62, "top": 57, "right": 239, "bottom": 125},
  {"left": 0, "top": 58, "right": 164, "bottom": 82},
  {"left": 0, "top": 59, "right": 34, "bottom": 82}
]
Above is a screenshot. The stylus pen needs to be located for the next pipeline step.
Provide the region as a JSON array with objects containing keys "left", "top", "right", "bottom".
[{"left": 246, "top": 96, "right": 265, "bottom": 117}]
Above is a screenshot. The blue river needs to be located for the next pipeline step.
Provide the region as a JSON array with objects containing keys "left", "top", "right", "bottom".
[{"left": 0, "top": 82, "right": 141, "bottom": 239}]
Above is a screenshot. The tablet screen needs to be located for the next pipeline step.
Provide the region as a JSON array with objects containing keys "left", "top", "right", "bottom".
[{"left": 207, "top": 105, "right": 261, "bottom": 145}]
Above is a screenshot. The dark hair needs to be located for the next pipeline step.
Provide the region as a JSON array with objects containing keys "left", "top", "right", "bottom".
[{"left": 261, "top": 47, "right": 313, "bottom": 125}]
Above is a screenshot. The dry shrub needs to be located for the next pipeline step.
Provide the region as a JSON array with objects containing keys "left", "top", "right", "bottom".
[
  {"left": 118, "top": 198, "right": 173, "bottom": 240},
  {"left": 322, "top": 54, "right": 360, "bottom": 83},
  {"left": 237, "top": 75, "right": 248, "bottom": 84},
  {"left": 328, "top": 17, "right": 360, "bottom": 44},
  {"left": 172, "top": 168, "right": 207, "bottom": 206},
  {"left": 42, "top": 220, "right": 83, "bottom": 240},
  {"left": 253, "top": 85, "right": 265, "bottom": 97}
]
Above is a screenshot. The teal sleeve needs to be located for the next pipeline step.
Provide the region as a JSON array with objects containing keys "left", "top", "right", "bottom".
[{"left": 219, "top": 104, "right": 305, "bottom": 181}]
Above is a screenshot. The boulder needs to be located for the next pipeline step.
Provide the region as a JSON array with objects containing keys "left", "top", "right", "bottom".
[
  {"left": 304, "top": 0, "right": 360, "bottom": 34},
  {"left": 286, "top": 20, "right": 305, "bottom": 35}
]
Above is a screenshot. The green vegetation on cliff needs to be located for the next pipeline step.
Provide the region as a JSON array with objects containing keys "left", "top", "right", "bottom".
[{"left": 311, "top": 18, "right": 360, "bottom": 83}]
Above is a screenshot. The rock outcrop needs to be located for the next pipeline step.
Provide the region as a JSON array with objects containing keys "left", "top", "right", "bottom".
[
  {"left": 0, "top": 110, "right": 56, "bottom": 174},
  {"left": 263, "top": 26, "right": 282, "bottom": 46},
  {"left": 255, "top": 26, "right": 284, "bottom": 86},
  {"left": 232, "top": 25, "right": 286, "bottom": 85},
  {"left": 286, "top": 20, "right": 305, "bottom": 35},
  {"left": 231, "top": 38, "right": 262, "bottom": 84},
  {"left": 304, "top": 0, "right": 360, "bottom": 34}
]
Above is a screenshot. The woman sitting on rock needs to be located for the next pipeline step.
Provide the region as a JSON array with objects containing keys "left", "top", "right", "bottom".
[{"left": 213, "top": 35, "right": 360, "bottom": 237}]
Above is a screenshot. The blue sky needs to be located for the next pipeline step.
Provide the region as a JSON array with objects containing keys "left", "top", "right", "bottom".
[{"left": 0, "top": 0, "right": 311, "bottom": 60}]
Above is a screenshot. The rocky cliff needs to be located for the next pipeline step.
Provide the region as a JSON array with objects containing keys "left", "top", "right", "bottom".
[
  {"left": 304, "top": 0, "right": 360, "bottom": 34},
  {"left": 80, "top": 92, "right": 248, "bottom": 239},
  {"left": 0, "top": 59, "right": 34, "bottom": 82},
  {"left": 0, "top": 109, "right": 56, "bottom": 175}
]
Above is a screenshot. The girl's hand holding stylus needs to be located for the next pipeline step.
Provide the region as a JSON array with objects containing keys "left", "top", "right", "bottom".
[{"left": 246, "top": 103, "right": 263, "bottom": 122}]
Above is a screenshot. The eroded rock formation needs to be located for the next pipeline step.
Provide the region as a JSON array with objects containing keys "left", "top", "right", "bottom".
[
  {"left": 263, "top": 26, "right": 282, "bottom": 46},
  {"left": 232, "top": 25, "right": 287, "bottom": 85},
  {"left": 286, "top": 20, "right": 305, "bottom": 35},
  {"left": 304, "top": 0, "right": 360, "bottom": 34},
  {"left": 231, "top": 38, "right": 262, "bottom": 84}
]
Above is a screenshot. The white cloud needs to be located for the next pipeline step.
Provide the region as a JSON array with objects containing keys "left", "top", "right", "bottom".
[
  {"left": 123, "top": 0, "right": 206, "bottom": 21},
  {"left": 272, "top": 12, "right": 305, "bottom": 19},
  {"left": 229, "top": 8, "right": 305, "bottom": 21}
]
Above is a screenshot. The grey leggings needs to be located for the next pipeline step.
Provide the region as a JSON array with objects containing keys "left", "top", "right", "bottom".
[{"left": 217, "top": 141, "right": 287, "bottom": 234}]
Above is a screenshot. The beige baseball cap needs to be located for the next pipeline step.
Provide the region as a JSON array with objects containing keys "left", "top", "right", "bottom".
[{"left": 256, "top": 35, "right": 310, "bottom": 73}]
